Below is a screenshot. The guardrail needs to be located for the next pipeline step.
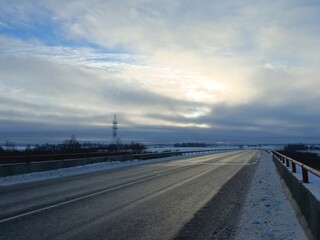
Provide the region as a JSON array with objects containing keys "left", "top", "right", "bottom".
[
  {"left": 133, "top": 149, "right": 233, "bottom": 160},
  {"left": 272, "top": 151, "right": 320, "bottom": 183},
  {"left": 0, "top": 151, "right": 127, "bottom": 164},
  {"left": 0, "top": 149, "right": 232, "bottom": 164},
  {"left": 0, "top": 149, "right": 234, "bottom": 177}
]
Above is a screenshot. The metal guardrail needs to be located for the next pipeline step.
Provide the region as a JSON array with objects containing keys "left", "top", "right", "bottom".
[
  {"left": 0, "top": 149, "right": 232, "bottom": 165},
  {"left": 132, "top": 149, "right": 233, "bottom": 160},
  {"left": 0, "top": 149, "right": 235, "bottom": 177},
  {"left": 272, "top": 151, "right": 320, "bottom": 183},
  {"left": 0, "top": 151, "right": 126, "bottom": 164}
]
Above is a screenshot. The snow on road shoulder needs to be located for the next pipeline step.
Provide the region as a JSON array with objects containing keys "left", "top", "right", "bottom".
[
  {"left": 234, "top": 151, "right": 307, "bottom": 240},
  {"left": 0, "top": 154, "right": 207, "bottom": 187}
]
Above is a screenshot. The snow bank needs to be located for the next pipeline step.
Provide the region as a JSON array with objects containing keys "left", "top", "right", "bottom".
[{"left": 234, "top": 152, "right": 307, "bottom": 240}]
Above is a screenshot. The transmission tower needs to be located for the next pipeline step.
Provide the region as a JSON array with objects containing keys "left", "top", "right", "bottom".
[{"left": 111, "top": 114, "right": 120, "bottom": 145}]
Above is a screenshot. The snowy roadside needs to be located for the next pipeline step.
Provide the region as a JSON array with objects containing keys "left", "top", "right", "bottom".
[
  {"left": 233, "top": 151, "right": 307, "bottom": 240},
  {"left": 0, "top": 153, "right": 209, "bottom": 187}
]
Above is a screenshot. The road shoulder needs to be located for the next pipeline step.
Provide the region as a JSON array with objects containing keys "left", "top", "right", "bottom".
[{"left": 233, "top": 151, "right": 307, "bottom": 240}]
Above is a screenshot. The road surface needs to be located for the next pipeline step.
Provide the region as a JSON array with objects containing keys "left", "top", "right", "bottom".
[{"left": 0, "top": 150, "right": 260, "bottom": 240}]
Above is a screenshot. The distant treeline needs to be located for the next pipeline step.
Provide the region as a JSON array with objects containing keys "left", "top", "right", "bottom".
[
  {"left": 283, "top": 143, "right": 320, "bottom": 151},
  {"left": 279, "top": 144, "right": 320, "bottom": 170},
  {"left": 174, "top": 142, "right": 207, "bottom": 148},
  {"left": 0, "top": 135, "right": 146, "bottom": 155}
]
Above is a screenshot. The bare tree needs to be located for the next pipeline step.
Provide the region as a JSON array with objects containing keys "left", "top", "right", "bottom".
[
  {"left": 4, "top": 140, "right": 16, "bottom": 151},
  {"left": 62, "top": 134, "right": 81, "bottom": 152}
]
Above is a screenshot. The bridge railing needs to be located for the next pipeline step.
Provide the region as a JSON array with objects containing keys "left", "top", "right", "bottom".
[
  {"left": 0, "top": 148, "right": 236, "bottom": 177},
  {"left": 272, "top": 151, "right": 320, "bottom": 183},
  {"left": 0, "top": 149, "right": 233, "bottom": 164}
]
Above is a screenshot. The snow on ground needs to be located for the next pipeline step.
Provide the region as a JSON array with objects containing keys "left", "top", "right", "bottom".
[
  {"left": 0, "top": 153, "right": 209, "bottom": 187},
  {"left": 234, "top": 151, "right": 307, "bottom": 240}
]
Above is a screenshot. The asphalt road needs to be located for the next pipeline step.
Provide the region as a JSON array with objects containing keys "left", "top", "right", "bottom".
[{"left": 0, "top": 150, "right": 260, "bottom": 240}]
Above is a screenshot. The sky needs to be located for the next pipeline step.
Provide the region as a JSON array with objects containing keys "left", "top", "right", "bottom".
[{"left": 0, "top": 0, "right": 320, "bottom": 145}]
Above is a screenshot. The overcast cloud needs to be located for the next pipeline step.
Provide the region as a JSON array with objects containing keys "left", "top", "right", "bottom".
[{"left": 0, "top": 0, "right": 319, "bottom": 144}]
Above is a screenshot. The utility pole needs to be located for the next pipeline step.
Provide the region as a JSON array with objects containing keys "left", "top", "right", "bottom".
[{"left": 111, "top": 114, "right": 119, "bottom": 145}]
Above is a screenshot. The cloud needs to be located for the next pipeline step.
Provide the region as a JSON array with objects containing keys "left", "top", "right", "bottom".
[
  {"left": 0, "top": 0, "right": 320, "bottom": 143},
  {"left": 0, "top": 39, "right": 215, "bottom": 133}
]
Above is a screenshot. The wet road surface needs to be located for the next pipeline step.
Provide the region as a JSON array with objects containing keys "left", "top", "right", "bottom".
[{"left": 0, "top": 150, "right": 259, "bottom": 240}]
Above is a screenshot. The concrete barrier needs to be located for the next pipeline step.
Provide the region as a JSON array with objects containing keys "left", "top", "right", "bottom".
[{"left": 273, "top": 156, "right": 320, "bottom": 239}]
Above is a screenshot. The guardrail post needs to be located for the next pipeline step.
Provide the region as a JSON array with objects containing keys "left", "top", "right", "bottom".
[
  {"left": 285, "top": 158, "right": 290, "bottom": 167},
  {"left": 302, "top": 167, "right": 309, "bottom": 183},
  {"left": 292, "top": 162, "right": 296, "bottom": 173}
]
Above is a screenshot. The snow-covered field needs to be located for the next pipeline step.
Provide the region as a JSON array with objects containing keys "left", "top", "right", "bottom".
[{"left": 234, "top": 152, "right": 307, "bottom": 240}]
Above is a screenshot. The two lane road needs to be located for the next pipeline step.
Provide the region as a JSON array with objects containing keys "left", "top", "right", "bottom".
[{"left": 0, "top": 150, "right": 260, "bottom": 240}]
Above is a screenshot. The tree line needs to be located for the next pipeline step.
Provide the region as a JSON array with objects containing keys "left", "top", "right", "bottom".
[
  {"left": 0, "top": 135, "right": 146, "bottom": 155},
  {"left": 279, "top": 144, "right": 320, "bottom": 170}
]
